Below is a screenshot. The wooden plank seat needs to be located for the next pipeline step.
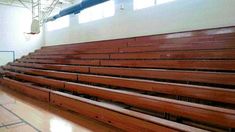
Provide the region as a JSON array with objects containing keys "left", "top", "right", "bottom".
[
  {"left": 27, "top": 53, "right": 110, "bottom": 59},
  {"left": 126, "top": 36, "right": 235, "bottom": 47},
  {"left": 2, "top": 70, "right": 235, "bottom": 128},
  {"left": 9, "top": 62, "right": 89, "bottom": 73},
  {"left": 1, "top": 77, "right": 50, "bottom": 102},
  {"left": 3, "top": 65, "right": 77, "bottom": 81},
  {"left": 4, "top": 71, "right": 65, "bottom": 89},
  {"left": 76, "top": 73, "right": 235, "bottom": 104},
  {"left": 4, "top": 70, "right": 235, "bottom": 105},
  {"left": 89, "top": 66, "right": 235, "bottom": 86},
  {"left": 110, "top": 49, "right": 235, "bottom": 60},
  {"left": 121, "top": 41, "right": 235, "bottom": 53},
  {"left": 18, "top": 58, "right": 100, "bottom": 66},
  {"left": 17, "top": 58, "right": 235, "bottom": 71},
  {"left": 35, "top": 48, "right": 119, "bottom": 54},
  {"left": 28, "top": 49, "right": 235, "bottom": 60},
  {"left": 36, "top": 40, "right": 129, "bottom": 53},
  {"left": 10, "top": 62, "right": 235, "bottom": 86},
  {"left": 40, "top": 39, "right": 235, "bottom": 54},
  {"left": 50, "top": 91, "right": 207, "bottom": 132},
  {"left": 99, "top": 60, "right": 235, "bottom": 71},
  {"left": 35, "top": 43, "right": 235, "bottom": 54},
  {"left": 40, "top": 39, "right": 131, "bottom": 51},
  {"left": 63, "top": 82, "right": 235, "bottom": 128}
]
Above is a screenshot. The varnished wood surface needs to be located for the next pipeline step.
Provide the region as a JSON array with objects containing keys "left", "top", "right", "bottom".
[
  {"left": 4, "top": 70, "right": 235, "bottom": 105},
  {"left": 16, "top": 58, "right": 235, "bottom": 71},
  {"left": 10, "top": 62, "right": 235, "bottom": 86},
  {"left": 3, "top": 70, "right": 235, "bottom": 128},
  {"left": 25, "top": 49, "right": 235, "bottom": 60},
  {"left": 0, "top": 85, "right": 121, "bottom": 132},
  {"left": 4, "top": 65, "right": 78, "bottom": 81},
  {"left": 0, "top": 79, "right": 208, "bottom": 132}
]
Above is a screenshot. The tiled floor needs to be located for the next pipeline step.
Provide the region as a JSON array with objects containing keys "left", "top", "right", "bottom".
[{"left": 0, "top": 85, "right": 121, "bottom": 132}]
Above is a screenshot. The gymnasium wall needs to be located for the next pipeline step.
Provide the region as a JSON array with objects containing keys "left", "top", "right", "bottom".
[
  {"left": 44, "top": 0, "right": 235, "bottom": 46},
  {"left": 0, "top": 5, "right": 44, "bottom": 65}
]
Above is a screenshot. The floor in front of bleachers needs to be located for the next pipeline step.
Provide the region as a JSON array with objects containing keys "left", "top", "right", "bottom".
[{"left": 0, "top": 85, "right": 121, "bottom": 132}]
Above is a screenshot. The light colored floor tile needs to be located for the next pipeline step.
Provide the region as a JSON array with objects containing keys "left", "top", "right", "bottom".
[
  {"left": 0, "top": 124, "right": 36, "bottom": 132},
  {"left": 0, "top": 107, "right": 21, "bottom": 125}
]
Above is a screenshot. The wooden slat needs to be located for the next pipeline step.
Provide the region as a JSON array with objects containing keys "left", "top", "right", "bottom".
[
  {"left": 121, "top": 42, "right": 235, "bottom": 53},
  {"left": 28, "top": 54, "right": 109, "bottom": 59},
  {"left": 1, "top": 78, "right": 50, "bottom": 102},
  {"left": 100, "top": 60, "right": 235, "bottom": 70},
  {"left": 128, "top": 36, "right": 213, "bottom": 47},
  {"left": 10, "top": 63, "right": 89, "bottom": 73},
  {"left": 43, "top": 38, "right": 130, "bottom": 50},
  {"left": 11, "top": 63, "right": 235, "bottom": 85},
  {"left": 90, "top": 67, "right": 235, "bottom": 85},
  {"left": 4, "top": 66, "right": 77, "bottom": 81},
  {"left": 65, "top": 82, "right": 235, "bottom": 128},
  {"left": 36, "top": 48, "right": 119, "bottom": 54},
  {"left": 77, "top": 74, "right": 235, "bottom": 104},
  {"left": 51, "top": 91, "right": 206, "bottom": 132},
  {"left": 19, "top": 59, "right": 100, "bottom": 66},
  {"left": 111, "top": 49, "right": 235, "bottom": 60},
  {"left": 18, "top": 59, "right": 235, "bottom": 71},
  {"left": 30, "top": 49, "right": 235, "bottom": 60},
  {"left": 38, "top": 41, "right": 235, "bottom": 55},
  {"left": 130, "top": 35, "right": 235, "bottom": 47},
  {"left": 213, "top": 35, "right": 235, "bottom": 40},
  {"left": 4, "top": 71, "right": 65, "bottom": 89}
]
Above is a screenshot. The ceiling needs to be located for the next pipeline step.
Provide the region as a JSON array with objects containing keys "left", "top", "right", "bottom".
[
  {"left": 0, "top": 0, "right": 76, "bottom": 10},
  {"left": 0, "top": 0, "right": 80, "bottom": 22}
]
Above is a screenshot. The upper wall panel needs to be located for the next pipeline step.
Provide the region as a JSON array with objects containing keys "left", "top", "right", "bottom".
[{"left": 45, "top": 0, "right": 235, "bottom": 46}]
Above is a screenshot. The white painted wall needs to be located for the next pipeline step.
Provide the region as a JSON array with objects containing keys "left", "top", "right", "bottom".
[
  {"left": 45, "top": 0, "right": 235, "bottom": 46},
  {"left": 0, "top": 5, "right": 44, "bottom": 65}
]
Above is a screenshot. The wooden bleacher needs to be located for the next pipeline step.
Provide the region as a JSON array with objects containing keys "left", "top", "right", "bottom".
[{"left": 1, "top": 26, "right": 235, "bottom": 131}]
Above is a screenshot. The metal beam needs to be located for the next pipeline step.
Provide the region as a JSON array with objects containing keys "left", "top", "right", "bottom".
[{"left": 17, "top": 0, "right": 30, "bottom": 9}]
